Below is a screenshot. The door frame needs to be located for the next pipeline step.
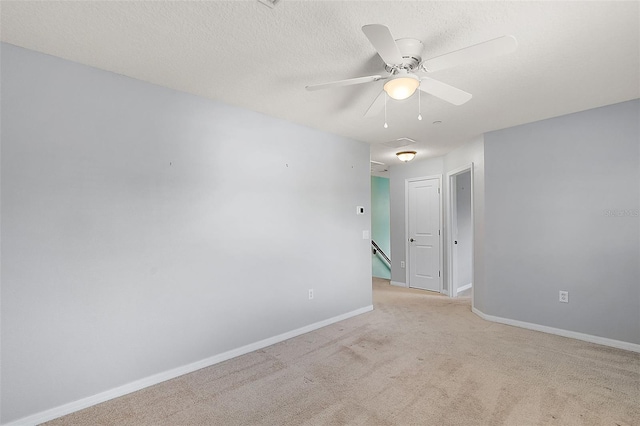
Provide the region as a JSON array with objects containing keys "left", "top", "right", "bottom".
[
  {"left": 446, "top": 164, "right": 474, "bottom": 300},
  {"left": 405, "top": 175, "right": 443, "bottom": 292}
]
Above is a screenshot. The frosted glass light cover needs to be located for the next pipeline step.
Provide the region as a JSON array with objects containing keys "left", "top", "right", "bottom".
[
  {"left": 384, "top": 75, "right": 420, "bottom": 100},
  {"left": 396, "top": 151, "right": 417, "bottom": 162}
]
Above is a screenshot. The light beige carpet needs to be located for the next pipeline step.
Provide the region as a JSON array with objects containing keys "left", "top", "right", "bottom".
[{"left": 44, "top": 278, "right": 640, "bottom": 425}]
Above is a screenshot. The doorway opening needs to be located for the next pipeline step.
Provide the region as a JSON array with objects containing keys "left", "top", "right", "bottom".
[
  {"left": 371, "top": 176, "right": 391, "bottom": 279},
  {"left": 447, "top": 165, "right": 474, "bottom": 299}
]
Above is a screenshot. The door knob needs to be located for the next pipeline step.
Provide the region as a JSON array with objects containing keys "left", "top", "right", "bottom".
[{"left": 410, "top": 238, "right": 415, "bottom": 242}]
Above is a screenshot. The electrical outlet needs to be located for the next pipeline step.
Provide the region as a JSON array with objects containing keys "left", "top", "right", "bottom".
[
  {"left": 308, "top": 289, "right": 314, "bottom": 300},
  {"left": 559, "top": 291, "right": 569, "bottom": 303},
  {"left": 400, "top": 261, "right": 405, "bottom": 268}
]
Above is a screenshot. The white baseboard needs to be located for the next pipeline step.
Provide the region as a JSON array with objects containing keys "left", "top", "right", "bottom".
[
  {"left": 390, "top": 280, "right": 407, "bottom": 288},
  {"left": 3, "top": 305, "right": 374, "bottom": 426},
  {"left": 457, "top": 283, "right": 472, "bottom": 294},
  {"left": 472, "top": 307, "right": 640, "bottom": 354}
]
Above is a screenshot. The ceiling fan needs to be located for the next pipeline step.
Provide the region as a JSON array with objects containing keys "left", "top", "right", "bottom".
[{"left": 305, "top": 24, "right": 518, "bottom": 117}]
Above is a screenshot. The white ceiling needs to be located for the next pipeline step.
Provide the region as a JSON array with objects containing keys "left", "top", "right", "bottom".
[{"left": 2, "top": 1, "right": 639, "bottom": 172}]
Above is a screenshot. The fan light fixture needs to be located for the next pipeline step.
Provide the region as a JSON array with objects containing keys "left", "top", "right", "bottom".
[
  {"left": 396, "top": 151, "right": 417, "bottom": 162},
  {"left": 383, "top": 72, "right": 420, "bottom": 100}
]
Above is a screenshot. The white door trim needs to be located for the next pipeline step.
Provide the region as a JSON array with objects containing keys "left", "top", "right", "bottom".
[
  {"left": 405, "top": 175, "right": 443, "bottom": 292},
  {"left": 446, "top": 164, "right": 474, "bottom": 305}
]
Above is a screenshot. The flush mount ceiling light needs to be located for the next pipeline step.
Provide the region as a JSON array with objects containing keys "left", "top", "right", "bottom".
[
  {"left": 396, "top": 151, "right": 417, "bottom": 162},
  {"left": 383, "top": 71, "right": 420, "bottom": 100}
]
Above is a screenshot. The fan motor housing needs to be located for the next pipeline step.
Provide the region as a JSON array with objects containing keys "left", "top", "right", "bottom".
[{"left": 385, "top": 38, "right": 424, "bottom": 72}]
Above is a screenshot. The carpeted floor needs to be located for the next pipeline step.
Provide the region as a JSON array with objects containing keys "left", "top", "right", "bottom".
[{"left": 44, "top": 278, "right": 640, "bottom": 425}]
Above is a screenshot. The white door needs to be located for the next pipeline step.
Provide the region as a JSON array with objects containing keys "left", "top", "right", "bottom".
[{"left": 408, "top": 178, "right": 441, "bottom": 291}]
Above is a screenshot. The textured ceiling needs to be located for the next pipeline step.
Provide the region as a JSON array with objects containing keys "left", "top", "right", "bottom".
[{"left": 2, "top": 1, "right": 639, "bottom": 171}]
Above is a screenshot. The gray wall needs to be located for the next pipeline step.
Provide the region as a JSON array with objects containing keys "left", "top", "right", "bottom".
[
  {"left": 455, "top": 171, "right": 472, "bottom": 288},
  {"left": 484, "top": 99, "right": 640, "bottom": 344},
  {"left": 0, "top": 43, "right": 372, "bottom": 423}
]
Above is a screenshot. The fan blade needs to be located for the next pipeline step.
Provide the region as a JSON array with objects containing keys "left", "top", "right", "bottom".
[
  {"left": 305, "top": 75, "right": 383, "bottom": 91},
  {"left": 364, "top": 91, "right": 386, "bottom": 117},
  {"left": 362, "top": 24, "right": 404, "bottom": 66},
  {"left": 422, "top": 35, "right": 518, "bottom": 72},
  {"left": 419, "top": 77, "right": 472, "bottom": 105}
]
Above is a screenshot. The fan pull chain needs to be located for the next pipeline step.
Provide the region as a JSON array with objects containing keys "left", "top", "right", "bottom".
[
  {"left": 418, "top": 81, "right": 423, "bottom": 121},
  {"left": 384, "top": 92, "right": 388, "bottom": 129}
]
